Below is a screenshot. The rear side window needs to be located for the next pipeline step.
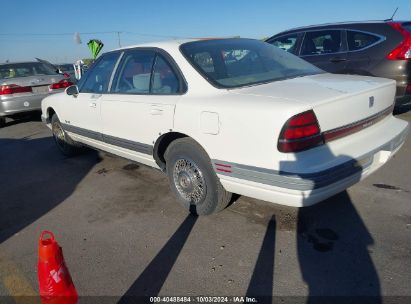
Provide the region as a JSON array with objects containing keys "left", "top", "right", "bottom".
[
  {"left": 267, "top": 33, "right": 299, "bottom": 54},
  {"left": 301, "top": 30, "right": 343, "bottom": 55},
  {"left": 0, "top": 62, "right": 57, "bottom": 79},
  {"left": 347, "top": 31, "right": 381, "bottom": 51},
  {"left": 80, "top": 52, "right": 119, "bottom": 94}
]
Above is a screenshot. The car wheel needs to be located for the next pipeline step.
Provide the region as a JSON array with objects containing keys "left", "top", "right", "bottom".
[
  {"left": 165, "top": 137, "right": 232, "bottom": 215},
  {"left": 51, "top": 114, "right": 82, "bottom": 156},
  {"left": 0, "top": 117, "right": 5, "bottom": 128}
]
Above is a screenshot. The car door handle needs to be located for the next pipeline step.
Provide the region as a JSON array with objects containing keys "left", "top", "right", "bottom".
[
  {"left": 329, "top": 57, "right": 347, "bottom": 63},
  {"left": 150, "top": 105, "right": 164, "bottom": 115},
  {"left": 89, "top": 102, "right": 97, "bottom": 108},
  {"left": 150, "top": 108, "right": 163, "bottom": 115}
]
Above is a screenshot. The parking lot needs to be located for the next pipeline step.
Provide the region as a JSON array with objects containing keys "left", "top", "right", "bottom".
[{"left": 0, "top": 111, "right": 411, "bottom": 302}]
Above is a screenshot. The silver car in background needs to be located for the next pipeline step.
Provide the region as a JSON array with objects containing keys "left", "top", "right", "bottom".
[{"left": 0, "top": 61, "right": 73, "bottom": 127}]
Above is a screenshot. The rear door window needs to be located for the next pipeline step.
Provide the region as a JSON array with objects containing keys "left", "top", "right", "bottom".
[
  {"left": 111, "top": 50, "right": 156, "bottom": 94},
  {"left": 79, "top": 52, "right": 120, "bottom": 94},
  {"left": 347, "top": 31, "right": 381, "bottom": 51},
  {"left": 267, "top": 33, "right": 299, "bottom": 54},
  {"left": 301, "top": 30, "right": 343, "bottom": 56}
]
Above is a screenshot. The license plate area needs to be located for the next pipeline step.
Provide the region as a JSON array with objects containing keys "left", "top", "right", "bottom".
[{"left": 32, "top": 85, "right": 49, "bottom": 94}]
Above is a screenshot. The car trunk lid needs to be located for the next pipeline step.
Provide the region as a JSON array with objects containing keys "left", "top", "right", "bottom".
[{"left": 230, "top": 73, "right": 396, "bottom": 132}]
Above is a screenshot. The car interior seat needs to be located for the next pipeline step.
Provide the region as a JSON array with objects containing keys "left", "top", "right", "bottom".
[
  {"left": 302, "top": 39, "right": 317, "bottom": 55},
  {"left": 132, "top": 73, "right": 151, "bottom": 93},
  {"left": 323, "top": 39, "right": 338, "bottom": 53}
]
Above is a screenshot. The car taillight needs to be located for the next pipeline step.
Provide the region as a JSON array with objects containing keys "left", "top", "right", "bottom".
[
  {"left": 49, "top": 80, "right": 74, "bottom": 90},
  {"left": 0, "top": 84, "right": 32, "bottom": 95},
  {"left": 386, "top": 22, "right": 411, "bottom": 60},
  {"left": 278, "top": 110, "right": 324, "bottom": 153}
]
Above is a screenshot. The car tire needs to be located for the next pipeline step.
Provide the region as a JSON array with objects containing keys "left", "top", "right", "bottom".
[
  {"left": 51, "top": 114, "right": 82, "bottom": 156},
  {"left": 165, "top": 137, "right": 232, "bottom": 215},
  {"left": 0, "top": 117, "right": 5, "bottom": 128}
]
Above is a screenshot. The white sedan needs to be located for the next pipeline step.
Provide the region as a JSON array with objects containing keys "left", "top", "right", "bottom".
[{"left": 41, "top": 38, "right": 409, "bottom": 215}]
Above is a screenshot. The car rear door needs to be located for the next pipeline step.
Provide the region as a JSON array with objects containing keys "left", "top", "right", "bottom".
[
  {"left": 300, "top": 29, "right": 348, "bottom": 73},
  {"left": 62, "top": 52, "right": 120, "bottom": 140},
  {"left": 100, "top": 48, "right": 183, "bottom": 160}
]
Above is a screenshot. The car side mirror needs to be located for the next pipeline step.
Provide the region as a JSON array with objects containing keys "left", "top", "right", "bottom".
[{"left": 66, "top": 85, "right": 79, "bottom": 97}]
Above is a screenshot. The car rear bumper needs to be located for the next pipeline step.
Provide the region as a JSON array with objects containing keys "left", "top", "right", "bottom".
[
  {"left": 216, "top": 118, "right": 409, "bottom": 207},
  {"left": 0, "top": 91, "right": 63, "bottom": 117},
  {"left": 395, "top": 95, "right": 411, "bottom": 107},
  {"left": 0, "top": 94, "right": 45, "bottom": 116}
]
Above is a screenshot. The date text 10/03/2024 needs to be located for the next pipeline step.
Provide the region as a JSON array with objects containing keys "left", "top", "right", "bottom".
[{"left": 149, "top": 296, "right": 258, "bottom": 303}]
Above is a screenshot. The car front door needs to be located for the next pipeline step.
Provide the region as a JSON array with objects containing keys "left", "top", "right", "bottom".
[
  {"left": 100, "top": 49, "right": 184, "bottom": 164},
  {"left": 62, "top": 52, "right": 120, "bottom": 140},
  {"left": 266, "top": 32, "right": 303, "bottom": 55},
  {"left": 300, "top": 29, "right": 348, "bottom": 73}
]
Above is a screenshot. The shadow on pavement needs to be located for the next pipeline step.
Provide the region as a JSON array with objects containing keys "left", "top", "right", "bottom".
[
  {"left": 297, "top": 191, "right": 381, "bottom": 304},
  {"left": 1, "top": 111, "right": 42, "bottom": 128},
  {"left": 285, "top": 144, "right": 380, "bottom": 303},
  {"left": 119, "top": 214, "right": 198, "bottom": 303},
  {"left": 243, "top": 143, "right": 381, "bottom": 303},
  {"left": 246, "top": 215, "right": 276, "bottom": 302},
  {"left": 0, "top": 136, "right": 99, "bottom": 244}
]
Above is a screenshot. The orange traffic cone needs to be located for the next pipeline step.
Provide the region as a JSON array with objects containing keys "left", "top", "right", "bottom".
[{"left": 38, "top": 231, "right": 78, "bottom": 304}]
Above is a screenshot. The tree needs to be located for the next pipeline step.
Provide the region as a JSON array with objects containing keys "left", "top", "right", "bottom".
[{"left": 82, "top": 58, "right": 94, "bottom": 66}]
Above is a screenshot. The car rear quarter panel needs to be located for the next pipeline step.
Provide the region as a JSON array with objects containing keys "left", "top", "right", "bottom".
[{"left": 172, "top": 92, "right": 309, "bottom": 171}]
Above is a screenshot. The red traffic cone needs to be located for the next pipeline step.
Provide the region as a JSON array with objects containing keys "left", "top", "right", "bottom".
[{"left": 38, "top": 231, "right": 78, "bottom": 304}]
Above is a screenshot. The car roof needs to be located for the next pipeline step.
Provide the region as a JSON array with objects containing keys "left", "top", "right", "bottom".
[
  {"left": 110, "top": 37, "right": 246, "bottom": 52},
  {"left": 274, "top": 20, "right": 410, "bottom": 36},
  {"left": 111, "top": 39, "right": 197, "bottom": 52}
]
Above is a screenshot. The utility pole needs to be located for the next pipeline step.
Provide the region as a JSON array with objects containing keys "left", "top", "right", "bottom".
[{"left": 117, "top": 31, "right": 122, "bottom": 48}]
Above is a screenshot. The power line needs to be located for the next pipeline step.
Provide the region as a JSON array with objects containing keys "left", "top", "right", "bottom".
[
  {"left": 0, "top": 31, "right": 193, "bottom": 40},
  {"left": 0, "top": 31, "right": 118, "bottom": 36}
]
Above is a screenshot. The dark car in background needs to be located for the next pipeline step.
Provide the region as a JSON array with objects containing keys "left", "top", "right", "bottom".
[
  {"left": 57, "top": 63, "right": 77, "bottom": 83},
  {"left": 266, "top": 20, "right": 411, "bottom": 109},
  {"left": 0, "top": 61, "right": 73, "bottom": 127}
]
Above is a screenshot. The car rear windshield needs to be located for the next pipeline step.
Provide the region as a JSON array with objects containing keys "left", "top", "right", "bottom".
[
  {"left": 59, "top": 64, "right": 74, "bottom": 72},
  {"left": 0, "top": 62, "right": 58, "bottom": 79},
  {"left": 180, "top": 39, "right": 323, "bottom": 89}
]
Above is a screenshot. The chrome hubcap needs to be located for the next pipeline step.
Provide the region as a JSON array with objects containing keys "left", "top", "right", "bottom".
[
  {"left": 173, "top": 158, "right": 206, "bottom": 204},
  {"left": 52, "top": 122, "right": 65, "bottom": 148}
]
